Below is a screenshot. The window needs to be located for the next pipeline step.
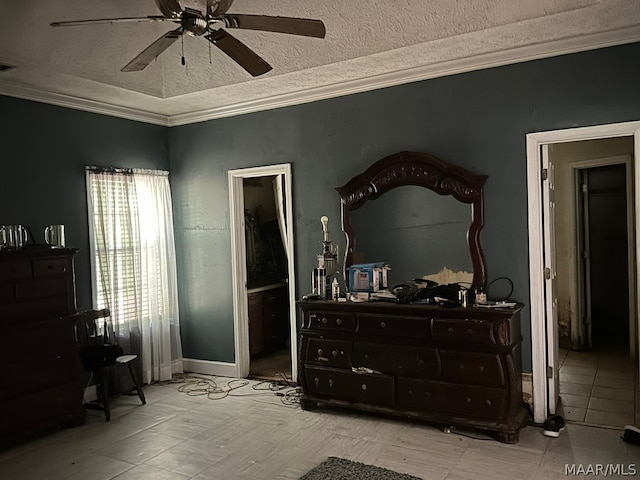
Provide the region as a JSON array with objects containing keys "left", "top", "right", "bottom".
[{"left": 86, "top": 166, "right": 182, "bottom": 383}]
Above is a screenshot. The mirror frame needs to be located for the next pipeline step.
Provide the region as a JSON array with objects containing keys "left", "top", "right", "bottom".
[{"left": 336, "top": 151, "right": 488, "bottom": 290}]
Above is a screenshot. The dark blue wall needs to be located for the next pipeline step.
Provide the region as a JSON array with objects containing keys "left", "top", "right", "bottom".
[
  {"left": 170, "top": 42, "right": 640, "bottom": 370},
  {"left": 2, "top": 42, "right": 638, "bottom": 372},
  {"left": 0, "top": 97, "right": 169, "bottom": 311}
]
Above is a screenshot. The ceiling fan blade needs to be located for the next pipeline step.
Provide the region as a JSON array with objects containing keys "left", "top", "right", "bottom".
[
  {"left": 223, "top": 14, "right": 326, "bottom": 38},
  {"left": 51, "top": 16, "right": 171, "bottom": 27},
  {"left": 205, "top": 29, "right": 272, "bottom": 77},
  {"left": 154, "top": 0, "right": 183, "bottom": 18},
  {"left": 121, "top": 28, "right": 183, "bottom": 72}
]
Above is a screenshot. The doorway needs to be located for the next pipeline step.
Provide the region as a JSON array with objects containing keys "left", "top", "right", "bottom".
[
  {"left": 526, "top": 121, "right": 640, "bottom": 426},
  {"left": 578, "top": 163, "right": 630, "bottom": 352},
  {"left": 553, "top": 147, "right": 636, "bottom": 428},
  {"left": 228, "top": 164, "right": 297, "bottom": 382}
]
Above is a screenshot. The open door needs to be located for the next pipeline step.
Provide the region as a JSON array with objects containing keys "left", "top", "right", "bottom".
[{"left": 542, "top": 144, "right": 560, "bottom": 415}]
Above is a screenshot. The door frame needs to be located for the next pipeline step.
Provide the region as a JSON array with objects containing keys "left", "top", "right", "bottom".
[
  {"left": 568, "top": 156, "right": 634, "bottom": 352},
  {"left": 228, "top": 164, "right": 297, "bottom": 380},
  {"left": 527, "top": 121, "right": 640, "bottom": 424}
]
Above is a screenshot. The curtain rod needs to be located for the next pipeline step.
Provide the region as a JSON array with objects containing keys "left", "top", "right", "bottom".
[
  {"left": 86, "top": 166, "right": 133, "bottom": 175},
  {"left": 86, "top": 166, "right": 169, "bottom": 176}
]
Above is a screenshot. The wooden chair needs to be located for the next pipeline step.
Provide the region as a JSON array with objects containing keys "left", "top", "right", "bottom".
[{"left": 73, "top": 308, "right": 146, "bottom": 421}]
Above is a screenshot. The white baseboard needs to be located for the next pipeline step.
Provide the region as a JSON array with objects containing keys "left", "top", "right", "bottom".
[{"left": 183, "top": 358, "right": 238, "bottom": 378}]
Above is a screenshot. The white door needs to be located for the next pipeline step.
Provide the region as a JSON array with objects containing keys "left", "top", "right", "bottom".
[{"left": 542, "top": 144, "right": 560, "bottom": 415}]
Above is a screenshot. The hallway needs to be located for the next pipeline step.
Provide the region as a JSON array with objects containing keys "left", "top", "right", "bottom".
[{"left": 558, "top": 347, "right": 638, "bottom": 429}]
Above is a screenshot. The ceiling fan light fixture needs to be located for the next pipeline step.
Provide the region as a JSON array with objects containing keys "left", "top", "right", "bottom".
[
  {"left": 181, "top": 13, "right": 208, "bottom": 36},
  {"left": 51, "top": 0, "right": 325, "bottom": 76}
]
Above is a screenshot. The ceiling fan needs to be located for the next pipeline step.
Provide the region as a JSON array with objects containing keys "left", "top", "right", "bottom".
[{"left": 51, "top": 0, "right": 326, "bottom": 77}]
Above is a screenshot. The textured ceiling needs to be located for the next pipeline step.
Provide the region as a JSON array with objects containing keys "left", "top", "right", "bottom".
[{"left": 1, "top": 0, "right": 639, "bottom": 125}]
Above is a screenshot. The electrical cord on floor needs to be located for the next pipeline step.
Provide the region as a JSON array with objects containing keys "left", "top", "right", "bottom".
[
  {"left": 443, "top": 426, "right": 494, "bottom": 441},
  {"left": 159, "top": 372, "right": 303, "bottom": 406}
]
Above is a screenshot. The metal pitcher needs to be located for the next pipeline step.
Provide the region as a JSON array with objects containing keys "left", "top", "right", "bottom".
[{"left": 44, "top": 224, "right": 66, "bottom": 248}]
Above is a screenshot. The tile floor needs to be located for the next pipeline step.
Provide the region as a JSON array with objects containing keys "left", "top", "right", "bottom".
[
  {"left": 558, "top": 347, "right": 638, "bottom": 429},
  {"left": 1, "top": 375, "right": 638, "bottom": 480}
]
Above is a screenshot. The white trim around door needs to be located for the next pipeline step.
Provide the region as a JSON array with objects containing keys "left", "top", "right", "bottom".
[
  {"left": 228, "top": 164, "right": 297, "bottom": 380},
  {"left": 526, "top": 120, "right": 640, "bottom": 425}
]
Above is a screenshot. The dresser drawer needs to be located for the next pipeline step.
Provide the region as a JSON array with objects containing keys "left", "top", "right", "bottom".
[
  {"left": 0, "top": 282, "right": 14, "bottom": 302},
  {"left": 352, "top": 342, "right": 440, "bottom": 378},
  {"left": 33, "top": 257, "right": 69, "bottom": 277},
  {"left": 306, "top": 338, "right": 352, "bottom": 368},
  {"left": 441, "top": 383, "right": 507, "bottom": 420},
  {"left": 397, "top": 378, "right": 507, "bottom": 420},
  {"left": 307, "top": 311, "right": 356, "bottom": 332},
  {"left": 440, "top": 351, "right": 505, "bottom": 387},
  {"left": 0, "top": 260, "right": 32, "bottom": 280},
  {"left": 305, "top": 366, "right": 394, "bottom": 406},
  {"left": 0, "top": 295, "right": 72, "bottom": 320},
  {"left": 15, "top": 278, "right": 68, "bottom": 300},
  {"left": 431, "top": 317, "right": 497, "bottom": 345},
  {"left": 396, "top": 378, "right": 449, "bottom": 412},
  {"left": 356, "top": 314, "right": 430, "bottom": 338}
]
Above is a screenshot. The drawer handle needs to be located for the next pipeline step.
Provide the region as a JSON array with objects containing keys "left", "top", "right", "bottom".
[
  {"left": 479, "top": 365, "right": 485, "bottom": 372},
  {"left": 466, "top": 397, "right": 472, "bottom": 403},
  {"left": 336, "top": 318, "right": 342, "bottom": 325},
  {"left": 361, "top": 384, "right": 367, "bottom": 391},
  {"left": 329, "top": 379, "right": 334, "bottom": 388},
  {"left": 380, "top": 321, "right": 386, "bottom": 328},
  {"left": 425, "top": 391, "right": 431, "bottom": 398},
  {"left": 467, "top": 328, "right": 474, "bottom": 335},
  {"left": 364, "top": 353, "right": 370, "bottom": 360},
  {"left": 459, "top": 364, "right": 465, "bottom": 370},
  {"left": 486, "top": 399, "right": 492, "bottom": 406},
  {"left": 321, "top": 317, "right": 328, "bottom": 324},
  {"left": 317, "top": 348, "right": 324, "bottom": 356},
  {"left": 448, "top": 327, "right": 454, "bottom": 334},
  {"left": 314, "top": 377, "right": 319, "bottom": 387},
  {"left": 332, "top": 350, "right": 338, "bottom": 358}
]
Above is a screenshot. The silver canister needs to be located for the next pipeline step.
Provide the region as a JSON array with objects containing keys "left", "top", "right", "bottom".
[{"left": 44, "top": 224, "right": 66, "bottom": 248}]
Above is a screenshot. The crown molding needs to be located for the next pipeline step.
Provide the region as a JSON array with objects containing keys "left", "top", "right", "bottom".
[
  {"left": 2, "top": 27, "right": 639, "bottom": 127},
  {"left": 0, "top": 81, "right": 169, "bottom": 126},
  {"left": 168, "top": 28, "right": 640, "bottom": 126}
]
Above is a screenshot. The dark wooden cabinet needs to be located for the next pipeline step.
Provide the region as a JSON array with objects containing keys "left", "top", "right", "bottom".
[
  {"left": 0, "top": 247, "right": 86, "bottom": 445},
  {"left": 298, "top": 300, "right": 527, "bottom": 443},
  {"left": 248, "top": 283, "right": 289, "bottom": 356}
]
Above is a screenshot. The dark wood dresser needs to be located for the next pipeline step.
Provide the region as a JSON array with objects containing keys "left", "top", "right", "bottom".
[
  {"left": 297, "top": 300, "right": 527, "bottom": 443},
  {"left": 0, "top": 247, "right": 86, "bottom": 445}
]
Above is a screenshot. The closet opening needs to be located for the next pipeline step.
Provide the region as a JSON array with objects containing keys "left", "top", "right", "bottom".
[
  {"left": 243, "top": 176, "right": 291, "bottom": 382},
  {"left": 228, "top": 164, "right": 297, "bottom": 383}
]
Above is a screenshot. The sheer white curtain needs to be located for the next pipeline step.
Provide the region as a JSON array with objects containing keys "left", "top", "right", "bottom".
[{"left": 86, "top": 167, "right": 183, "bottom": 384}]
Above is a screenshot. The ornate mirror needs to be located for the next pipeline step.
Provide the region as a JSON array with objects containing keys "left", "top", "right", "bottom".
[{"left": 336, "top": 151, "right": 488, "bottom": 290}]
